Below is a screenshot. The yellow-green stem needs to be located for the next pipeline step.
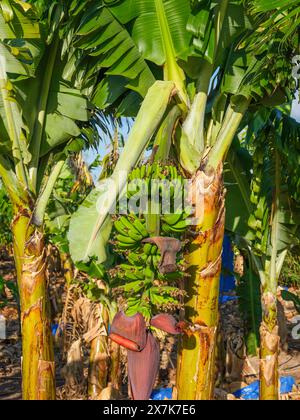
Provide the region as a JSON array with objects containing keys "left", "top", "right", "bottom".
[
  {"left": 259, "top": 287, "right": 279, "bottom": 400},
  {"left": 208, "top": 99, "right": 249, "bottom": 169},
  {"left": 260, "top": 151, "right": 280, "bottom": 400},
  {"left": 88, "top": 307, "right": 109, "bottom": 399},
  {"left": 110, "top": 341, "right": 121, "bottom": 391},
  {"left": 12, "top": 211, "right": 55, "bottom": 400},
  {"left": 177, "top": 164, "right": 225, "bottom": 400}
]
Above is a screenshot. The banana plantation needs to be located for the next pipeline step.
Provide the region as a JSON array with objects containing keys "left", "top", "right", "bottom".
[{"left": 2, "top": 0, "right": 300, "bottom": 402}]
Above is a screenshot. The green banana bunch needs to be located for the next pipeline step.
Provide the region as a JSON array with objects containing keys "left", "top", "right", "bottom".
[
  {"left": 126, "top": 244, "right": 160, "bottom": 270},
  {"left": 113, "top": 163, "right": 188, "bottom": 317},
  {"left": 118, "top": 263, "right": 145, "bottom": 281},
  {"left": 161, "top": 212, "right": 191, "bottom": 234},
  {"left": 248, "top": 137, "right": 269, "bottom": 255},
  {"left": 114, "top": 215, "right": 148, "bottom": 250},
  {"left": 117, "top": 163, "right": 191, "bottom": 240},
  {"left": 128, "top": 163, "right": 181, "bottom": 190}
]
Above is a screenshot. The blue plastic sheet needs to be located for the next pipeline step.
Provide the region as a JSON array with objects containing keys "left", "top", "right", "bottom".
[
  {"left": 51, "top": 323, "right": 59, "bottom": 336},
  {"left": 219, "top": 235, "right": 236, "bottom": 304},
  {"left": 233, "top": 376, "right": 296, "bottom": 400},
  {"left": 150, "top": 388, "right": 173, "bottom": 400},
  {"left": 150, "top": 377, "right": 296, "bottom": 400},
  {"left": 219, "top": 295, "right": 238, "bottom": 304},
  {"left": 219, "top": 235, "right": 236, "bottom": 306}
]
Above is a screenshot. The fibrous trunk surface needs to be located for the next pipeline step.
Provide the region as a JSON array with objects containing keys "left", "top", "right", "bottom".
[
  {"left": 260, "top": 290, "right": 280, "bottom": 400},
  {"left": 18, "top": 219, "right": 55, "bottom": 400},
  {"left": 177, "top": 163, "right": 225, "bottom": 400}
]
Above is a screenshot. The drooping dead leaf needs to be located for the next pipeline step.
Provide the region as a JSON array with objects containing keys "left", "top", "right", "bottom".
[
  {"left": 61, "top": 339, "right": 86, "bottom": 399},
  {"left": 260, "top": 323, "right": 280, "bottom": 353},
  {"left": 98, "top": 386, "right": 122, "bottom": 400},
  {"left": 71, "top": 298, "right": 107, "bottom": 344},
  {"left": 84, "top": 303, "right": 107, "bottom": 343}
]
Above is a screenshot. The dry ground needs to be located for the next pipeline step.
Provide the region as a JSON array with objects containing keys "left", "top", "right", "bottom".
[{"left": 0, "top": 253, "right": 300, "bottom": 400}]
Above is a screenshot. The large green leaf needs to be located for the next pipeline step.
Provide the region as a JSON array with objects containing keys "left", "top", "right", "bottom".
[
  {"left": 188, "top": 0, "right": 251, "bottom": 65},
  {"left": 252, "top": 0, "right": 300, "bottom": 40},
  {"left": 40, "top": 113, "right": 81, "bottom": 156},
  {"left": 66, "top": 187, "right": 113, "bottom": 263},
  {"left": 237, "top": 267, "right": 261, "bottom": 356},
  {"left": 0, "top": 40, "right": 32, "bottom": 169},
  {"left": 72, "top": 4, "right": 155, "bottom": 105},
  {"left": 13, "top": 42, "right": 89, "bottom": 161},
  {"left": 109, "top": 0, "right": 192, "bottom": 64},
  {"left": 253, "top": 0, "right": 299, "bottom": 11},
  {"left": 225, "top": 144, "right": 253, "bottom": 238},
  {"left": 107, "top": 0, "right": 191, "bottom": 101},
  {"left": 0, "top": 1, "right": 40, "bottom": 39},
  {"left": 229, "top": 111, "right": 300, "bottom": 272},
  {"left": 68, "top": 81, "right": 175, "bottom": 262},
  {"left": 0, "top": 42, "right": 33, "bottom": 75}
]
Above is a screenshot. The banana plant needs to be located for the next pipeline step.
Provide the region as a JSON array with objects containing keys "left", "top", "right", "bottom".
[
  {"left": 68, "top": 0, "right": 298, "bottom": 399},
  {"left": 0, "top": 1, "right": 135, "bottom": 400},
  {"left": 226, "top": 109, "right": 300, "bottom": 400}
]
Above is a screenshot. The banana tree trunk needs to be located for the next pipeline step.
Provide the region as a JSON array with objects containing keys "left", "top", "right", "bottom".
[
  {"left": 12, "top": 209, "right": 55, "bottom": 400},
  {"left": 110, "top": 341, "right": 122, "bottom": 391},
  {"left": 260, "top": 151, "right": 280, "bottom": 401},
  {"left": 88, "top": 307, "right": 109, "bottom": 399},
  {"left": 259, "top": 288, "right": 280, "bottom": 400},
  {"left": 177, "top": 164, "right": 225, "bottom": 400},
  {"left": 88, "top": 336, "right": 109, "bottom": 398}
]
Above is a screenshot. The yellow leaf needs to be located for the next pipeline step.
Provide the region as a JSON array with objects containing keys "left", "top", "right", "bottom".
[
  {"left": 10, "top": 47, "right": 19, "bottom": 56},
  {"left": 15, "top": 1, "right": 32, "bottom": 12}
]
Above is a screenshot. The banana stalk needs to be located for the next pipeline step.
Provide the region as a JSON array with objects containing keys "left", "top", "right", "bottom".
[
  {"left": 259, "top": 152, "right": 281, "bottom": 400},
  {"left": 12, "top": 209, "right": 56, "bottom": 400},
  {"left": 176, "top": 96, "right": 249, "bottom": 399},
  {"left": 109, "top": 341, "right": 122, "bottom": 392},
  {"left": 88, "top": 307, "right": 109, "bottom": 399},
  {"left": 259, "top": 283, "right": 279, "bottom": 400},
  {"left": 177, "top": 164, "right": 225, "bottom": 400}
]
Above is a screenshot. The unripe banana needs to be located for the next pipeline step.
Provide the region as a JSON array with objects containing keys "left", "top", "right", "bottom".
[
  {"left": 161, "top": 224, "right": 172, "bottom": 234},
  {"left": 162, "top": 213, "right": 183, "bottom": 226},
  {"left": 171, "top": 219, "right": 188, "bottom": 231},
  {"left": 116, "top": 234, "right": 137, "bottom": 245},
  {"left": 120, "top": 217, "right": 143, "bottom": 240},
  {"left": 143, "top": 243, "right": 152, "bottom": 255},
  {"left": 132, "top": 218, "right": 148, "bottom": 237},
  {"left": 114, "top": 220, "right": 128, "bottom": 236},
  {"left": 151, "top": 245, "right": 158, "bottom": 255}
]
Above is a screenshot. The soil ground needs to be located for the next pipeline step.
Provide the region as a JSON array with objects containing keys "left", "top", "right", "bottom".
[{"left": 1, "top": 252, "right": 300, "bottom": 400}]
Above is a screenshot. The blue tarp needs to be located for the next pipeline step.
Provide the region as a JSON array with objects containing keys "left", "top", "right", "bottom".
[
  {"left": 150, "top": 377, "right": 296, "bottom": 400},
  {"left": 51, "top": 323, "right": 59, "bottom": 336},
  {"left": 150, "top": 388, "right": 173, "bottom": 400},
  {"left": 219, "top": 235, "right": 236, "bottom": 303},
  {"left": 233, "top": 376, "right": 296, "bottom": 400},
  {"left": 220, "top": 295, "right": 237, "bottom": 304}
]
